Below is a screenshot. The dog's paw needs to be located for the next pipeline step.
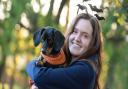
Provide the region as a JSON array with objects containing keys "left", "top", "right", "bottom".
[{"left": 36, "top": 61, "right": 44, "bottom": 67}]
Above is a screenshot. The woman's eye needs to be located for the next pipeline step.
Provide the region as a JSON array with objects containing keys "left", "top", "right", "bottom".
[{"left": 83, "top": 34, "right": 88, "bottom": 38}]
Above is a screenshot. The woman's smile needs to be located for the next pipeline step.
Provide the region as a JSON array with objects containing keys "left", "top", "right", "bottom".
[{"left": 72, "top": 41, "right": 81, "bottom": 49}]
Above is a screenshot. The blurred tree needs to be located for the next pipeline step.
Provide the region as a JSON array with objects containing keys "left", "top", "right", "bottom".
[
  {"left": 0, "top": 0, "right": 31, "bottom": 88},
  {"left": 55, "top": 0, "right": 68, "bottom": 24},
  {"left": 100, "top": 0, "right": 128, "bottom": 89}
]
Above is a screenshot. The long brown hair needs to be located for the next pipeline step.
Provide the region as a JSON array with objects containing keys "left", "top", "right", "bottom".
[{"left": 63, "top": 13, "right": 103, "bottom": 89}]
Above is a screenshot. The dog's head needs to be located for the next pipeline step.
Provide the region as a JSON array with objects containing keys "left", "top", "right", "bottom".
[{"left": 33, "top": 26, "right": 65, "bottom": 55}]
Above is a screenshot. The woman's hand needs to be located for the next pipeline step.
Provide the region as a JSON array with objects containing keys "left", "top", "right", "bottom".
[{"left": 30, "top": 84, "right": 39, "bottom": 89}]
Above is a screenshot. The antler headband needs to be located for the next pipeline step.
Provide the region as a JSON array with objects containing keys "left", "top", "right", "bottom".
[{"left": 77, "top": 0, "right": 105, "bottom": 20}]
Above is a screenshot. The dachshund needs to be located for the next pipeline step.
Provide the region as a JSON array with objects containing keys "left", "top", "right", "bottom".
[{"left": 33, "top": 26, "right": 65, "bottom": 67}]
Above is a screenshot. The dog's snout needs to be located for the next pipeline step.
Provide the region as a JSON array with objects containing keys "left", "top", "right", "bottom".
[{"left": 42, "top": 47, "right": 53, "bottom": 55}]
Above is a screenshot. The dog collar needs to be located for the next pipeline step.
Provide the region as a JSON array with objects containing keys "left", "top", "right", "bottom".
[{"left": 41, "top": 49, "right": 66, "bottom": 65}]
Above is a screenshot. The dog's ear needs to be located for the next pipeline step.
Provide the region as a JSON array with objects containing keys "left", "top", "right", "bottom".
[
  {"left": 33, "top": 28, "right": 45, "bottom": 47},
  {"left": 54, "top": 30, "right": 65, "bottom": 51}
]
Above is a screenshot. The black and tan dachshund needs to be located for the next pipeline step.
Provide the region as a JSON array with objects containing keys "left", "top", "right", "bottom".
[{"left": 33, "top": 26, "right": 65, "bottom": 67}]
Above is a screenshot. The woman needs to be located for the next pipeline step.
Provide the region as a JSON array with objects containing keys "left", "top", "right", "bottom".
[{"left": 26, "top": 13, "right": 103, "bottom": 89}]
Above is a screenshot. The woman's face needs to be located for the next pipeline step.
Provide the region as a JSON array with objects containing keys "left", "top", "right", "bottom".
[{"left": 69, "top": 19, "right": 93, "bottom": 58}]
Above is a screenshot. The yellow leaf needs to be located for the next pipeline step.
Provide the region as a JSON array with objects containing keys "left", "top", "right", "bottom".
[
  {"left": 115, "top": 0, "right": 121, "bottom": 8},
  {"left": 117, "top": 15, "right": 126, "bottom": 25}
]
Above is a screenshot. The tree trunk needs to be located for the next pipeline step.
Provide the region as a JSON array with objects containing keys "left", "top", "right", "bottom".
[
  {"left": 0, "top": 55, "right": 6, "bottom": 89},
  {"left": 47, "top": 0, "right": 54, "bottom": 17},
  {"left": 44, "top": 0, "right": 54, "bottom": 26},
  {"left": 0, "top": 45, "right": 6, "bottom": 88},
  {"left": 65, "top": 0, "right": 69, "bottom": 28},
  {"left": 9, "top": 55, "right": 16, "bottom": 89},
  {"left": 104, "top": 41, "right": 121, "bottom": 89},
  {"left": 55, "top": 0, "right": 67, "bottom": 24},
  {"left": 104, "top": 55, "right": 115, "bottom": 89}
]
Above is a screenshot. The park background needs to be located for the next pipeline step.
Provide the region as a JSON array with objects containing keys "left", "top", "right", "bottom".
[{"left": 0, "top": 0, "right": 128, "bottom": 89}]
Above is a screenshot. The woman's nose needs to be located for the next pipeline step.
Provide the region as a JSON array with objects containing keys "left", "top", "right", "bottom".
[{"left": 74, "top": 33, "right": 81, "bottom": 42}]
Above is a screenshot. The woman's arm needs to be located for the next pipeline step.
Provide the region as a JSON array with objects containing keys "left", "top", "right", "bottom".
[{"left": 26, "top": 60, "right": 95, "bottom": 89}]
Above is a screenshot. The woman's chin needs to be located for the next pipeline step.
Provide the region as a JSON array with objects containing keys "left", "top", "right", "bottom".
[{"left": 70, "top": 50, "right": 80, "bottom": 57}]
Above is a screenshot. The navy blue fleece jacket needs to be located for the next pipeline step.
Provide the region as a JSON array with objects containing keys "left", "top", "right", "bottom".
[{"left": 26, "top": 59, "right": 96, "bottom": 89}]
